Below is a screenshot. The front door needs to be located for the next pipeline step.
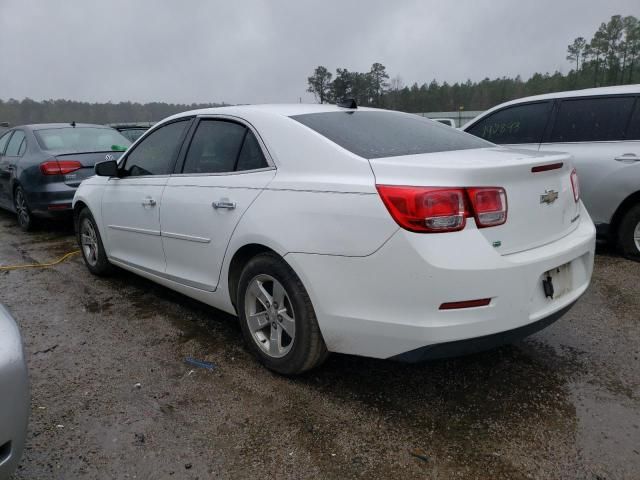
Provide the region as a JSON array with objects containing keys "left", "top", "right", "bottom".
[
  {"left": 101, "top": 119, "right": 192, "bottom": 274},
  {"left": 160, "top": 118, "right": 275, "bottom": 291}
]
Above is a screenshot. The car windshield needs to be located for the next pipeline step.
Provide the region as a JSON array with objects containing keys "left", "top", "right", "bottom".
[
  {"left": 291, "top": 111, "right": 491, "bottom": 159},
  {"left": 34, "top": 127, "right": 131, "bottom": 153}
]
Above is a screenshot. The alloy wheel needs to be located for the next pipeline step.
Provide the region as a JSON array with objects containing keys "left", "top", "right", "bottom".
[
  {"left": 634, "top": 220, "right": 640, "bottom": 253},
  {"left": 80, "top": 218, "right": 99, "bottom": 267},
  {"left": 14, "top": 189, "right": 30, "bottom": 228},
  {"left": 244, "top": 274, "right": 296, "bottom": 358}
]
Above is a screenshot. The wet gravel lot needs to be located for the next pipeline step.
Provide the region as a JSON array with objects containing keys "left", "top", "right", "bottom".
[{"left": 1, "top": 210, "right": 639, "bottom": 480}]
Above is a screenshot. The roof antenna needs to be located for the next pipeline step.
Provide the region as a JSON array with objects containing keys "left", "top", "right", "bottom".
[
  {"left": 337, "top": 98, "right": 357, "bottom": 109},
  {"left": 71, "top": 121, "right": 76, "bottom": 127}
]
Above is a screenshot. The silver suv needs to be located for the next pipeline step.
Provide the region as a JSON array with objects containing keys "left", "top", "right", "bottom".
[{"left": 463, "top": 85, "right": 640, "bottom": 260}]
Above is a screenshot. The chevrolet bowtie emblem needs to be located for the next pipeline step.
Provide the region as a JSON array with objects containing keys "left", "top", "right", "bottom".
[{"left": 540, "top": 190, "right": 559, "bottom": 205}]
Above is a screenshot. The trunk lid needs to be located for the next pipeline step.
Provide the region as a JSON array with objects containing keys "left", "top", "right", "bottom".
[
  {"left": 54, "top": 151, "right": 124, "bottom": 187},
  {"left": 369, "top": 147, "right": 580, "bottom": 255}
]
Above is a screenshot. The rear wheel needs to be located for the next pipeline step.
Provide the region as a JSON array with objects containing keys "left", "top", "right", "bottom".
[
  {"left": 237, "top": 252, "right": 328, "bottom": 375},
  {"left": 14, "top": 186, "right": 35, "bottom": 231},
  {"left": 77, "top": 208, "right": 113, "bottom": 275},
  {"left": 617, "top": 203, "right": 640, "bottom": 261}
]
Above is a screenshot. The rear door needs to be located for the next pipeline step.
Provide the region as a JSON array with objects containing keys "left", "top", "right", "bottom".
[
  {"left": 539, "top": 95, "right": 639, "bottom": 225},
  {"left": 101, "top": 118, "right": 192, "bottom": 274},
  {"left": 160, "top": 117, "right": 275, "bottom": 291},
  {"left": 464, "top": 101, "right": 553, "bottom": 151},
  {"left": 0, "top": 130, "right": 14, "bottom": 207}
]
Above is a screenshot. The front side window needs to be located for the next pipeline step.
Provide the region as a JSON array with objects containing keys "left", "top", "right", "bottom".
[
  {"left": 292, "top": 111, "right": 490, "bottom": 159},
  {"left": 122, "top": 120, "right": 190, "bottom": 177},
  {"left": 466, "top": 102, "right": 551, "bottom": 144},
  {"left": 182, "top": 120, "right": 247, "bottom": 174},
  {"left": 5, "top": 130, "right": 25, "bottom": 156},
  {"left": 550, "top": 96, "right": 635, "bottom": 142},
  {"left": 0, "top": 131, "right": 13, "bottom": 155}
]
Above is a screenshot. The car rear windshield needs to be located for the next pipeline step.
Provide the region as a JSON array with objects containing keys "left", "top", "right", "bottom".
[
  {"left": 291, "top": 111, "right": 491, "bottom": 159},
  {"left": 34, "top": 127, "right": 131, "bottom": 153}
]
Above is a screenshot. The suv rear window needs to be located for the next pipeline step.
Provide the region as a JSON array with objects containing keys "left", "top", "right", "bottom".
[
  {"left": 291, "top": 111, "right": 491, "bottom": 159},
  {"left": 34, "top": 127, "right": 131, "bottom": 153}
]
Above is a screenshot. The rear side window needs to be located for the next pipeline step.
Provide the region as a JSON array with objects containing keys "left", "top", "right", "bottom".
[
  {"left": 550, "top": 96, "right": 635, "bottom": 142},
  {"left": 5, "top": 130, "right": 25, "bottom": 156},
  {"left": 465, "top": 102, "right": 551, "bottom": 144},
  {"left": 123, "top": 120, "right": 190, "bottom": 176},
  {"left": 0, "top": 131, "right": 12, "bottom": 154},
  {"left": 182, "top": 120, "right": 247, "bottom": 174},
  {"left": 236, "top": 131, "right": 268, "bottom": 171},
  {"left": 291, "top": 111, "right": 490, "bottom": 159},
  {"left": 626, "top": 99, "right": 640, "bottom": 140}
]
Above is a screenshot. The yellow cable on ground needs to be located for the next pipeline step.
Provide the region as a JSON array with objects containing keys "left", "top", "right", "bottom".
[{"left": 0, "top": 250, "right": 81, "bottom": 271}]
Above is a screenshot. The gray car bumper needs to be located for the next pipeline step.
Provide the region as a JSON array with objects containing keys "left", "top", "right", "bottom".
[{"left": 0, "top": 305, "right": 29, "bottom": 480}]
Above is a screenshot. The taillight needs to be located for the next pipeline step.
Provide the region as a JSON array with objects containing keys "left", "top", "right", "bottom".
[
  {"left": 467, "top": 187, "right": 507, "bottom": 228},
  {"left": 570, "top": 169, "right": 580, "bottom": 202},
  {"left": 376, "top": 186, "right": 468, "bottom": 233},
  {"left": 376, "top": 185, "right": 507, "bottom": 233},
  {"left": 40, "top": 160, "right": 83, "bottom": 176}
]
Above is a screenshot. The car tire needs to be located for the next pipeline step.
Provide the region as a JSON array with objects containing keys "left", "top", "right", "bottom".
[
  {"left": 77, "top": 208, "right": 113, "bottom": 276},
  {"left": 237, "top": 252, "right": 328, "bottom": 375},
  {"left": 617, "top": 203, "right": 640, "bottom": 261},
  {"left": 14, "top": 186, "right": 35, "bottom": 231}
]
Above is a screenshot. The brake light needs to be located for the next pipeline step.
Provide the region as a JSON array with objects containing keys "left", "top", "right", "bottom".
[
  {"left": 376, "top": 185, "right": 508, "bottom": 233},
  {"left": 376, "top": 186, "right": 468, "bottom": 233},
  {"left": 570, "top": 169, "right": 580, "bottom": 202},
  {"left": 39, "top": 160, "right": 83, "bottom": 176},
  {"left": 467, "top": 187, "right": 507, "bottom": 228}
]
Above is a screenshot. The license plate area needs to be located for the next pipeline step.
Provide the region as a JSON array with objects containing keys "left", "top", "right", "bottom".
[{"left": 542, "top": 262, "right": 572, "bottom": 299}]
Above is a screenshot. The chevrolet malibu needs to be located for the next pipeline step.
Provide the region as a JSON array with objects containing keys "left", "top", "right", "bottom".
[{"left": 73, "top": 104, "right": 596, "bottom": 374}]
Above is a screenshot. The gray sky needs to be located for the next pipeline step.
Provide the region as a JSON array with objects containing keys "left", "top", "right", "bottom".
[{"left": 0, "top": 0, "right": 637, "bottom": 105}]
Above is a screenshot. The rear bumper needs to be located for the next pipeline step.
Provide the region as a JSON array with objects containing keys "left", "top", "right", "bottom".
[
  {"left": 285, "top": 203, "right": 596, "bottom": 360},
  {"left": 0, "top": 305, "right": 29, "bottom": 479},
  {"left": 25, "top": 183, "right": 76, "bottom": 216},
  {"left": 391, "top": 300, "right": 576, "bottom": 362}
]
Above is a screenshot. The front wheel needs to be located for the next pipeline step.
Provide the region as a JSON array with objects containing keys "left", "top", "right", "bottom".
[
  {"left": 77, "top": 208, "right": 113, "bottom": 275},
  {"left": 617, "top": 204, "right": 640, "bottom": 262},
  {"left": 237, "top": 252, "right": 328, "bottom": 375}
]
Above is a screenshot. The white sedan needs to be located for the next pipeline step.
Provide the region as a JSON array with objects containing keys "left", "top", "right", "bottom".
[{"left": 73, "top": 104, "right": 595, "bottom": 374}]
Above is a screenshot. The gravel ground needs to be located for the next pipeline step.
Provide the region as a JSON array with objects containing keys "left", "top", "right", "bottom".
[{"left": 1, "top": 209, "right": 639, "bottom": 480}]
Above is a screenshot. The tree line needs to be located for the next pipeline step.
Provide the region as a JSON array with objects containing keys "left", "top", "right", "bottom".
[
  {"left": 0, "top": 98, "right": 226, "bottom": 126},
  {"left": 307, "top": 14, "right": 640, "bottom": 112}
]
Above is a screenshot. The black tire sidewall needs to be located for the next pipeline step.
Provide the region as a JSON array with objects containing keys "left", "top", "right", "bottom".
[
  {"left": 14, "top": 187, "right": 34, "bottom": 231},
  {"left": 618, "top": 204, "right": 640, "bottom": 261},
  {"left": 237, "top": 253, "right": 322, "bottom": 375},
  {"left": 77, "top": 208, "right": 112, "bottom": 275}
]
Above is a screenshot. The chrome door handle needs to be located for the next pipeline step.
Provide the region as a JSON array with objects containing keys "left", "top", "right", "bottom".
[
  {"left": 141, "top": 198, "right": 157, "bottom": 207},
  {"left": 212, "top": 199, "right": 236, "bottom": 210},
  {"left": 614, "top": 153, "right": 640, "bottom": 163}
]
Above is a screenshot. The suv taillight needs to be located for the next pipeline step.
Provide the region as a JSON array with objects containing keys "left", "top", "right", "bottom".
[
  {"left": 570, "top": 169, "right": 580, "bottom": 202},
  {"left": 40, "top": 160, "right": 83, "bottom": 176},
  {"left": 376, "top": 185, "right": 507, "bottom": 233}
]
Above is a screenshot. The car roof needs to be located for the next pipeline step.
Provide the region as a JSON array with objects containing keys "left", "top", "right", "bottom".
[
  {"left": 14, "top": 123, "right": 115, "bottom": 131},
  {"left": 491, "top": 84, "right": 640, "bottom": 108},
  {"left": 163, "top": 103, "right": 381, "bottom": 123}
]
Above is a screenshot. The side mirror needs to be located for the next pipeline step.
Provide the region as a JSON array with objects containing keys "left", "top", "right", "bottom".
[{"left": 95, "top": 159, "right": 119, "bottom": 177}]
